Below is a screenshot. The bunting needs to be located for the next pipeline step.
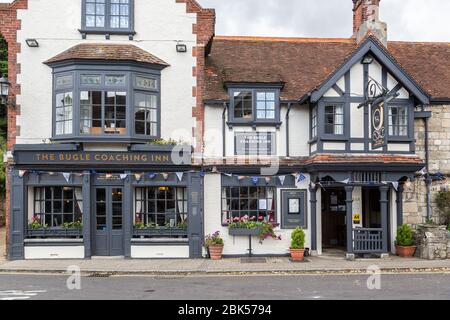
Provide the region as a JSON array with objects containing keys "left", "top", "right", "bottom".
[
  {"left": 278, "top": 175, "right": 286, "bottom": 185},
  {"left": 62, "top": 172, "right": 71, "bottom": 182},
  {"left": 175, "top": 172, "right": 184, "bottom": 182}
]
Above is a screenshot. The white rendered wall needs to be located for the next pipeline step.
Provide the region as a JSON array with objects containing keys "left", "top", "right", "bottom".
[
  {"left": 24, "top": 246, "right": 85, "bottom": 259},
  {"left": 131, "top": 245, "right": 189, "bottom": 258},
  {"left": 16, "top": 0, "right": 197, "bottom": 145},
  {"left": 203, "top": 173, "right": 312, "bottom": 256}
]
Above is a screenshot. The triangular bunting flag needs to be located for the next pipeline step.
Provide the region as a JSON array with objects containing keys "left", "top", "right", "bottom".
[
  {"left": 120, "top": 174, "right": 128, "bottom": 180},
  {"left": 265, "top": 177, "right": 271, "bottom": 184},
  {"left": 340, "top": 178, "right": 350, "bottom": 184},
  {"left": 252, "top": 177, "right": 259, "bottom": 185},
  {"left": 134, "top": 173, "right": 143, "bottom": 182},
  {"left": 105, "top": 173, "right": 113, "bottom": 179},
  {"left": 176, "top": 172, "right": 184, "bottom": 182},
  {"left": 18, "top": 170, "right": 27, "bottom": 178},
  {"left": 238, "top": 176, "right": 246, "bottom": 181},
  {"left": 297, "top": 173, "right": 307, "bottom": 183},
  {"left": 392, "top": 181, "right": 399, "bottom": 191},
  {"left": 148, "top": 173, "right": 157, "bottom": 179},
  {"left": 278, "top": 175, "right": 286, "bottom": 185},
  {"left": 62, "top": 172, "right": 71, "bottom": 182},
  {"left": 199, "top": 170, "right": 206, "bottom": 177},
  {"left": 223, "top": 173, "right": 233, "bottom": 177},
  {"left": 162, "top": 173, "right": 169, "bottom": 180}
]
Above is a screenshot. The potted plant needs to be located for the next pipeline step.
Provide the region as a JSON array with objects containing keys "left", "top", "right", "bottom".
[
  {"left": 204, "top": 231, "right": 224, "bottom": 260},
  {"left": 395, "top": 224, "right": 417, "bottom": 257},
  {"left": 290, "top": 227, "right": 305, "bottom": 261}
]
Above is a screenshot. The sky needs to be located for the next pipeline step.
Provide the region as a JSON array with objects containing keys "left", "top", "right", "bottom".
[{"left": 197, "top": 0, "right": 450, "bottom": 42}]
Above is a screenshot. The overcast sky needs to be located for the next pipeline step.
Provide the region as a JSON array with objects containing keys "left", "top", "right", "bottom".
[{"left": 198, "top": 0, "right": 450, "bottom": 42}]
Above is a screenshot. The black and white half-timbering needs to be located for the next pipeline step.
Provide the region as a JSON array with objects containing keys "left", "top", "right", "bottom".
[{"left": 3, "top": 0, "right": 450, "bottom": 260}]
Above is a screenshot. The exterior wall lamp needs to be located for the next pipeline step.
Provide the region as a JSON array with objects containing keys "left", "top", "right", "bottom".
[
  {"left": 0, "top": 76, "right": 16, "bottom": 109},
  {"left": 176, "top": 43, "right": 187, "bottom": 53},
  {"left": 25, "top": 38, "right": 39, "bottom": 47},
  {"left": 361, "top": 54, "right": 374, "bottom": 64}
]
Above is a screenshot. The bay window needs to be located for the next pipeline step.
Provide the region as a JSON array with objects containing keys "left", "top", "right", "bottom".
[
  {"left": 221, "top": 186, "right": 276, "bottom": 225},
  {"left": 52, "top": 65, "right": 161, "bottom": 142}
]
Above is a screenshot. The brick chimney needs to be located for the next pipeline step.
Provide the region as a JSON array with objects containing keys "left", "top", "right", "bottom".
[{"left": 352, "top": 0, "right": 387, "bottom": 46}]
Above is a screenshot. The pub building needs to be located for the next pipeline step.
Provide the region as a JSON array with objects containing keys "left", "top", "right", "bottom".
[{"left": 2, "top": 0, "right": 450, "bottom": 260}]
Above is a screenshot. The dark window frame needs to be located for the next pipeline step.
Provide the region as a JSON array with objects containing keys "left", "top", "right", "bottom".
[
  {"left": 324, "top": 103, "right": 345, "bottom": 136},
  {"left": 80, "top": 0, "right": 135, "bottom": 36},
  {"left": 51, "top": 64, "right": 161, "bottom": 143},
  {"left": 33, "top": 186, "right": 83, "bottom": 228},
  {"left": 134, "top": 187, "right": 188, "bottom": 228},
  {"left": 388, "top": 104, "right": 409, "bottom": 138},
  {"left": 221, "top": 186, "right": 276, "bottom": 226},
  {"left": 311, "top": 104, "right": 318, "bottom": 139},
  {"left": 228, "top": 87, "right": 281, "bottom": 126}
]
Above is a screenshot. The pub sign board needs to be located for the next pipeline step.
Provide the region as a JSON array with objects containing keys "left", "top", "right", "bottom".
[
  {"left": 13, "top": 151, "right": 175, "bottom": 166},
  {"left": 371, "top": 98, "right": 387, "bottom": 150},
  {"left": 235, "top": 132, "right": 276, "bottom": 156}
]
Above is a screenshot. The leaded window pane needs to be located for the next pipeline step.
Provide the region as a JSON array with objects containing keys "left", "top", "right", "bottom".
[
  {"left": 221, "top": 186, "right": 276, "bottom": 225},
  {"left": 32, "top": 187, "right": 83, "bottom": 228},
  {"left": 389, "top": 105, "right": 408, "bottom": 136}
]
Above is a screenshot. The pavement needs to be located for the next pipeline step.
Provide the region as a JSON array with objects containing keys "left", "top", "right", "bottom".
[
  {"left": 1, "top": 273, "right": 450, "bottom": 300},
  {"left": 1, "top": 252, "right": 450, "bottom": 276}
]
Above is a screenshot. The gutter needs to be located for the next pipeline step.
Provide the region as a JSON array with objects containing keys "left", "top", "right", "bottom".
[
  {"left": 422, "top": 104, "right": 432, "bottom": 220},
  {"left": 222, "top": 102, "right": 227, "bottom": 158},
  {"left": 285, "top": 102, "right": 293, "bottom": 157}
]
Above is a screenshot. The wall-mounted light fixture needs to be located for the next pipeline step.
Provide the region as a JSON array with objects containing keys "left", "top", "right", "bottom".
[
  {"left": 176, "top": 43, "right": 187, "bottom": 53},
  {"left": 361, "top": 54, "right": 374, "bottom": 64},
  {"left": 0, "top": 76, "right": 16, "bottom": 109},
  {"left": 25, "top": 38, "right": 39, "bottom": 47}
]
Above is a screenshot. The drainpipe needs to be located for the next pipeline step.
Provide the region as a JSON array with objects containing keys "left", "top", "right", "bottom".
[
  {"left": 285, "top": 102, "right": 293, "bottom": 157},
  {"left": 222, "top": 102, "right": 227, "bottom": 158},
  {"left": 423, "top": 104, "right": 432, "bottom": 220}
]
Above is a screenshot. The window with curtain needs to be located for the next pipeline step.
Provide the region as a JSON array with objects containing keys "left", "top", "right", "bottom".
[
  {"left": 324, "top": 104, "right": 344, "bottom": 135},
  {"left": 389, "top": 105, "right": 408, "bottom": 136},
  {"left": 33, "top": 187, "right": 83, "bottom": 227},
  {"left": 233, "top": 91, "right": 253, "bottom": 119},
  {"left": 55, "top": 92, "right": 73, "bottom": 135},
  {"left": 135, "top": 187, "right": 188, "bottom": 228},
  {"left": 221, "top": 186, "right": 276, "bottom": 225}
]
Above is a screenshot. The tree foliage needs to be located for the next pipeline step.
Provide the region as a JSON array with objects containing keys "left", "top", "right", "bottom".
[{"left": 0, "top": 36, "right": 7, "bottom": 77}]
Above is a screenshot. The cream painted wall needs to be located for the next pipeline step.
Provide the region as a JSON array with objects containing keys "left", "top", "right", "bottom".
[
  {"left": 203, "top": 173, "right": 312, "bottom": 256},
  {"left": 203, "top": 105, "right": 309, "bottom": 158},
  {"left": 16, "top": 0, "right": 197, "bottom": 145}
]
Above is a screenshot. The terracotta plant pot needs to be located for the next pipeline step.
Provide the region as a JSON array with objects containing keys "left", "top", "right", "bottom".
[
  {"left": 396, "top": 245, "right": 417, "bottom": 257},
  {"left": 208, "top": 245, "right": 224, "bottom": 260},
  {"left": 290, "top": 248, "right": 305, "bottom": 261}
]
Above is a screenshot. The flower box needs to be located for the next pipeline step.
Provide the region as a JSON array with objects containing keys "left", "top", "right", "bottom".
[
  {"left": 133, "top": 228, "right": 188, "bottom": 238},
  {"left": 26, "top": 228, "right": 83, "bottom": 238},
  {"left": 228, "top": 228, "right": 262, "bottom": 236}
]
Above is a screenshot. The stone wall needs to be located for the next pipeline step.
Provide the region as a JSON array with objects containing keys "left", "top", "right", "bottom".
[
  {"left": 415, "top": 225, "right": 449, "bottom": 260},
  {"left": 404, "top": 105, "right": 450, "bottom": 226}
]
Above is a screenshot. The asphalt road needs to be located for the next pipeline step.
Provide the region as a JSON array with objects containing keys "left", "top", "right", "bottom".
[{"left": 0, "top": 273, "right": 449, "bottom": 300}]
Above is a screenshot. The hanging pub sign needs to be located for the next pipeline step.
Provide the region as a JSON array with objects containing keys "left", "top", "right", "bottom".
[{"left": 371, "top": 98, "right": 386, "bottom": 150}]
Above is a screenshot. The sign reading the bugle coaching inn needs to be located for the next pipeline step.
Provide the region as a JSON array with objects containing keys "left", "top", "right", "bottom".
[{"left": 14, "top": 151, "right": 174, "bottom": 166}]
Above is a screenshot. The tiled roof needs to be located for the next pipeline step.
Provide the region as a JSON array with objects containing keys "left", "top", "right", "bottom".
[
  {"left": 205, "top": 36, "right": 450, "bottom": 101},
  {"left": 45, "top": 43, "right": 169, "bottom": 66}
]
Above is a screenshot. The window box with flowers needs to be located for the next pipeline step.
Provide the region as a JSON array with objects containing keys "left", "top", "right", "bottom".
[
  {"left": 26, "top": 217, "right": 83, "bottom": 239},
  {"left": 227, "top": 215, "right": 282, "bottom": 244}
]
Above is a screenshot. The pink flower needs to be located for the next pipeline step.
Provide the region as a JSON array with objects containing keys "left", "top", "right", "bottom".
[{"left": 258, "top": 216, "right": 264, "bottom": 221}]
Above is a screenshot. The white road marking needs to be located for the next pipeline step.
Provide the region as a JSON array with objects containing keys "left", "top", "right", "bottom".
[{"left": 0, "top": 290, "right": 47, "bottom": 300}]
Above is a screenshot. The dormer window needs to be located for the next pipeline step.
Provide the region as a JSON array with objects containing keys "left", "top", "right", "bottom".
[
  {"left": 228, "top": 86, "right": 282, "bottom": 127},
  {"left": 81, "top": 0, "right": 135, "bottom": 36}
]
